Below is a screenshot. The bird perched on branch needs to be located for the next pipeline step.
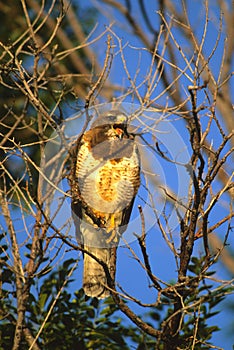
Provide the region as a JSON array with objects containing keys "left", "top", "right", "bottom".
[{"left": 70, "top": 110, "right": 140, "bottom": 299}]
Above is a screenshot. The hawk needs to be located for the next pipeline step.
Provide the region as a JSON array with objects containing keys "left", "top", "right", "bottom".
[{"left": 70, "top": 110, "right": 140, "bottom": 298}]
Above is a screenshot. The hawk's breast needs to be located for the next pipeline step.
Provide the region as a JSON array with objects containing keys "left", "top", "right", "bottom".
[{"left": 76, "top": 135, "right": 140, "bottom": 215}]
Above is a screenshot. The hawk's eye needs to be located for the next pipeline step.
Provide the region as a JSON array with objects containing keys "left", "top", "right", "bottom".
[{"left": 108, "top": 115, "right": 116, "bottom": 122}]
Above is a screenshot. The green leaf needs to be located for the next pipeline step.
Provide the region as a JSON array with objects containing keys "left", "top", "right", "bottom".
[{"left": 39, "top": 292, "right": 49, "bottom": 310}]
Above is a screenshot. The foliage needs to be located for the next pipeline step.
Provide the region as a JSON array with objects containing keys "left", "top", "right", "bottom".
[
  {"left": 1, "top": 240, "right": 231, "bottom": 349},
  {"left": 0, "top": 248, "right": 154, "bottom": 350}
]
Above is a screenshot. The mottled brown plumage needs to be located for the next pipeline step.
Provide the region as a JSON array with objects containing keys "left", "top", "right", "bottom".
[{"left": 70, "top": 110, "right": 140, "bottom": 298}]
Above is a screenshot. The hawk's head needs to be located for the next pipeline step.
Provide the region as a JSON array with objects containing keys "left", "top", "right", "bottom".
[{"left": 91, "top": 110, "right": 128, "bottom": 139}]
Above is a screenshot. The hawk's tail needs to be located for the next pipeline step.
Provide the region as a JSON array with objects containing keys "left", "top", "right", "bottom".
[{"left": 83, "top": 246, "right": 116, "bottom": 299}]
